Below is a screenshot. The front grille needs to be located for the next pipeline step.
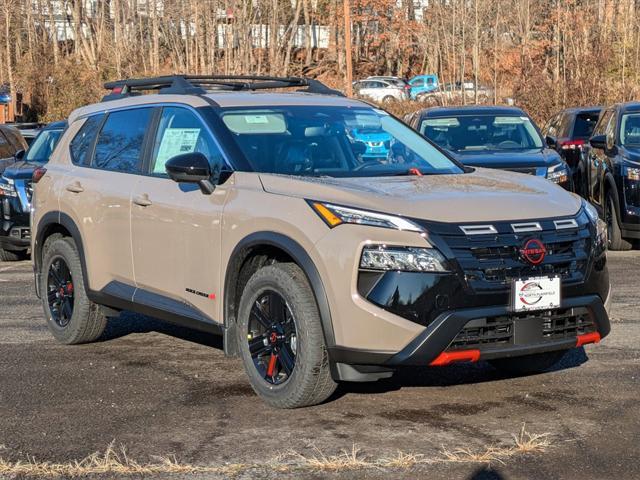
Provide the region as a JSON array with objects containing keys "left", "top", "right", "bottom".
[
  {"left": 449, "top": 316, "right": 513, "bottom": 350},
  {"left": 541, "top": 308, "right": 595, "bottom": 340},
  {"left": 448, "top": 307, "right": 595, "bottom": 351},
  {"left": 434, "top": 215, "right": 592, "bottom": 292}
]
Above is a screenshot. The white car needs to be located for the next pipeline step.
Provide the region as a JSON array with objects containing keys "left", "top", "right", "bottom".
[{"left": 353, "top": 79, "right": 408, "bottom": 103}]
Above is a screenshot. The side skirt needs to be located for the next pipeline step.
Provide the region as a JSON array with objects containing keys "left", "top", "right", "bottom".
[{"left": 88, "top": 281, "right": 224, "bottom": 335}]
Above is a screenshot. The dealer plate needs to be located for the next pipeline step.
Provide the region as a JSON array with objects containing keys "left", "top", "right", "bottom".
[{"left": 511, "top": 276, "right": 561, "bottom": 312}]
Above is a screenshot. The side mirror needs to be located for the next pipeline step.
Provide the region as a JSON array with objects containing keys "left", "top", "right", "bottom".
[
  {"left": 590, "top": 134, "right": 606, "bottom": 150},
  {"left": 165, "top": 152, "right": 216, "bottom": 194},
  {"left": 14, "top": 149, "right": 25, "bottom": 160},
  {"left": 545, "top": 136, "right": 556, "bottom": 148}
]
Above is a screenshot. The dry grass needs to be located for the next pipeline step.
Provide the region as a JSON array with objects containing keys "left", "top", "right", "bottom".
[
  {"left": 0, "top": 426, "right": 551, "bottom": 477},
  {"left": 441, "top": 424, "right": 551, "bottom": 466}
]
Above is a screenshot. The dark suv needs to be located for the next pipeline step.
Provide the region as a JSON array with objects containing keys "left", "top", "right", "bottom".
[
  {"left": 0, "top": 121, "right": 65, "bottom": 260},
  {"left": 543, "top": 107, "right": 602, "bottom": 198},
  {"left": 405, "top": 106, "right": 572, "bottom": 190},
  {"left": 584, "top": 102, "right": 640, "bottom": 250}
]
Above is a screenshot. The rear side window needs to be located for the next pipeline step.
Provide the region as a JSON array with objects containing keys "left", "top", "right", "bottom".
[
  {"left": 94, "top": 108, "right": 153, "bottom": 173},
  {"left": 572, "top": 112, "right": 600, "bottom": 138},
  {"left": 70, "top": 114, "right": 104, "bottom": 166}
]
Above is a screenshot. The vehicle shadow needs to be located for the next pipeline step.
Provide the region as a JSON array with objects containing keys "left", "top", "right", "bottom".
[
  {"left": 99, "top": 311, "right": 223, "bottom": 350},
  {"left": 468, "top": 467, "right": 506, "bottom": 480},
  {"left": 332, "top": 347, "right": 589, "bottom": 399},
  {"left": 98, "top": 311, "right": 590, "bottom": 400}
]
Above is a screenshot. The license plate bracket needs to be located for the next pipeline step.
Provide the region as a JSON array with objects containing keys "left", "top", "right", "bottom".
[{"left": 511, "top": 276, "right": 561, "bottom": 313}]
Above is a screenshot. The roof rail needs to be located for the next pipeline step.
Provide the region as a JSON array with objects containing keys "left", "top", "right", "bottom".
[{"left": 102, "top": 75, "right": 344, "bottom": 101}]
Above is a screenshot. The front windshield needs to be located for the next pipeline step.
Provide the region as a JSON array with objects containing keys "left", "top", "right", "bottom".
[
  {"left": 620, "top": 113, "right": 640, "bottom": 146},
  {"left": 25, "top": 129, "right": 63, "bottom": 163},
  {"left": 218, "top": 106, "right": 462, "bottom": 177},
  {"left": 420, "top": 114, "right": 544, "bottom": 152}
]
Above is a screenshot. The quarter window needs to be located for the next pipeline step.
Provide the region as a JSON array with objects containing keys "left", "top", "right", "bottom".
[
  {"left": 70, "top": 114, "right": 104, "bottom": 166},
  {"left": 94, "top": 108, "right": 153, "bottom": 173},
  {"left": 150, "top": 107, "right": 223, "bottom": 175}
]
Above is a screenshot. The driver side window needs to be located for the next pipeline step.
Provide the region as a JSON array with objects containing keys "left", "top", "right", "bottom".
[{"left": 151, "top": 107, "right": 223, "bottom": 176}]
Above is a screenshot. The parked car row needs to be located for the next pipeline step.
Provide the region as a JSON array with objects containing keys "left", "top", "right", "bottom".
[{"left": 353, "top": 74, "right": 494, "bottom": 105}]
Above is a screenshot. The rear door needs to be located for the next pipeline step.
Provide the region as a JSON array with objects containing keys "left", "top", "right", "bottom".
[
  {"left": 131, "top": 105, "right": 229, "bottom": 322},
  {"left": 59, "top": 108, "right": 154, "bottom": 292}
]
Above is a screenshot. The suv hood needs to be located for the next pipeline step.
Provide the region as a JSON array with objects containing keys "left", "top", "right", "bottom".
[
  {"left": 2, "top": 160, "right": 41, "bottom": 180},
  {"left": 449, "top": 148, "right": 561, "bottom": 169},
  {"left": 259, "top": 168, "right": 581, "bottom": 224}
]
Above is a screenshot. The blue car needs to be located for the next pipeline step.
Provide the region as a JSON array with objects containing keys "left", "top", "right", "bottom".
[
  {"left": 408, "top": 75, "right": 439, "bottom": 100},
  {"left": 0, "top": 92, "right": 10, "bottom": 104},
  {"left": 351, "top": 128, "right": 391, "bottom": 160}
]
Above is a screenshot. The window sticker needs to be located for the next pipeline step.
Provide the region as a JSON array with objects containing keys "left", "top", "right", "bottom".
[
  {"left": 245, "top": 115, "right": 270, "bottom": 124},
  {"left": 222, "top": 112, "right": 286, "bottom": 134},
  {"left": 155, "top": 128, "right": 200, "bottom": 173}
]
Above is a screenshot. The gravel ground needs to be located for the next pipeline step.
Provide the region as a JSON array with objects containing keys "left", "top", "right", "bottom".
[{"left": 0, "top": 252, "right": 638, "bottom": 479}]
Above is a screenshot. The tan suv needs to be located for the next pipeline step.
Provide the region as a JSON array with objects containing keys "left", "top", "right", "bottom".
[{"left": 31, "top": 76, "right": 611, "bottom": 408}]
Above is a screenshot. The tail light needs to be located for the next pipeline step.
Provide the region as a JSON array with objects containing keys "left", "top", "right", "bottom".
[
  {"left": 32, "top": 167, "right": 47, "bottom": 183},
  {"left": 560, "top": 139, "right": 585, "bottom": 150}
]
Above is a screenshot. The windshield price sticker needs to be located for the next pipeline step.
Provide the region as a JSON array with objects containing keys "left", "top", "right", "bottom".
[{"left": 512, "top": 276, "right": 561, "bottom": 312}]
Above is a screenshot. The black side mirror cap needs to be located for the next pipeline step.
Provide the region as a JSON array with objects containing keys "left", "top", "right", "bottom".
[
  {"left": 14, "top": 149, "right": 25, "bottom": 160},
  {"left": 165, "top": 152, "right": 216, "bottom": 194},
  {"left": 590, "top": 134, "right": 606, "bottom": 149}
]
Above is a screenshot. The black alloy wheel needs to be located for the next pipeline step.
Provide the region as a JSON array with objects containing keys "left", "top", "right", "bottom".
[
  {"left": 46, "top": 256, "right": 75, "bottom": 327},
  {"left": 247, "top": 290, "right": 297, "bottom": 385}
]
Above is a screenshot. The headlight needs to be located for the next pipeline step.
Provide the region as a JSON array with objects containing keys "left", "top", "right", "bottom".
[
  {"left": 0, "top": 178, "right": 17, "bottom": 197},
  {"left": 309, "top": 201, "right": 422, "bottom": 232},
  {"left": 624, "top": 165, "right": 640, "bottom": 181},
  {"left": 583, "top": 200, "right": 599, "bottom": 224},
  {"left": 583, "top": 201, "right": 607, "bottom": 248},
  {"left": 360, "top": 245, "right": 448, "bottom": 272},
  {"left": 546, "top": 163, "right": 569, "bottom": 184}
]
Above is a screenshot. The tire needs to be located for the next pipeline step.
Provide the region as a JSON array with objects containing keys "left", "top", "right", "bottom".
[
  {"left": 382, "top": 95, "right": 395, "bottom": 104},
  {"left": 40, "top": 236, "right": 107, "bottom": 344},
  {"left": 236, "top": 262, "right": 336, "bottom": 408},
  {"left": 0, "top": 248, "right": 24, "bottom": 262},
  {"left": 489, "top": 350, "right": 567, "bottom": 376},
  {"left": 605, "top": 190, "right": 632, "bottom": 251}
]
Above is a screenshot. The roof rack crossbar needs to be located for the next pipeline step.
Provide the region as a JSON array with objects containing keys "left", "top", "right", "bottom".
[{"left": 102, "top": 75, "right": 344, "bottom": 101}]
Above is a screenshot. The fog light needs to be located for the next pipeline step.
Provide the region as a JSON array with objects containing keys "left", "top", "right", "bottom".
[{"left": 360, "top": 245, "right": 448, "bottom": 272}]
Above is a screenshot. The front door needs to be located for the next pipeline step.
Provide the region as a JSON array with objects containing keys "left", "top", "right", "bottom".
[
  {"left": 588, "top": 108, "right": 613, "bottom": 207},
  {"left": 131, "top": 106, "right": 229, "bottom": 323}
]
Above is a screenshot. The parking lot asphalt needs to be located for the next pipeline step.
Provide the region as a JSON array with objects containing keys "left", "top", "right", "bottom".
[{"left": 0, "top": 253, "right": 639, "bottom": 479}]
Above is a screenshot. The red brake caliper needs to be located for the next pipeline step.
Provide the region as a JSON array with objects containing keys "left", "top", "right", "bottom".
[{"left": 266, "top": 353, "right": 278, "bottom": 377}]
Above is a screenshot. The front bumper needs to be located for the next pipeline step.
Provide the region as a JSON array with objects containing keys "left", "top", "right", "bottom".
[
  {"left": 326, "top": 209, "right": 609, "bottom": 375},
  {"left": 619, "top": 176, "right": 640, "bottom": 237},
  {"left": 1, "top": 194, "right": 31, "bottom": 251}
]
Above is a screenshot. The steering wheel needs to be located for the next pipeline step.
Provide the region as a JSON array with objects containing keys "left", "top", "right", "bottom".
[{"left": 354, "top": 160, "right": 385, "bottom": 171}]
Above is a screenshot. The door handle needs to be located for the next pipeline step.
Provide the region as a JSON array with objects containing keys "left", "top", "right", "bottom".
[
  {"left": 133, "top": 194, "right": 152, "bottom": 207},
  {"left": 65, "top": 182, "right": 84, "bottom": 193}
]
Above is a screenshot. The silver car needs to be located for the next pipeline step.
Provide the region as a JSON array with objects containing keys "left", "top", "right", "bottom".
[{"left": 353, "top": 78, "right": 408, "bottom": 103}]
